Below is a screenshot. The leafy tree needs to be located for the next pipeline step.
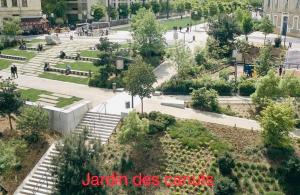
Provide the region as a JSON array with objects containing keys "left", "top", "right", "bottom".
[
  {"left": 278, "top": 157, "right": 300, "bottom": 193},
  {"left": 91, "top": 3, "right": 106, "bottom": 21},
  {"left": 255, "top": 46, "right": 273, "bottom": 76},
  {"left": 150, "top": 0, "right": 160, "bottom": 15},
  {"left": 217, "top": 152, "right": 235, "bottom": 175},
  {"left": 167, "top": 42, "right": 195, "bottom": 78},
  {"left": 52, "top": 130, "right": 106, "bottom": 194},
  {"left": 0, "top": 79, "right": 24, "bottom": 131},
  {"left": 260, "top": 101, "right": 295, "bottom": 148},
  {"left": 214, "top": 177, "right": 237, "bottom": 195},
  {"left": 118, "top": 111, "right": 149, "bottom": 144},
  {"left": 124, "top": 58, "right": 157, "bottom": 113},
  {"left": 17, "top": 105, "right": 49, "bottom": 143},
  {"left": 118, "top": 3, "right": 129, "bottom": 19},
  {"left": 173, "top": 0, "right": 186, "bottom": 19},
  {"left": 130, "top": 2, "right": 142, "bottom": 15},
  {"left": 2, "top": 17, "right": 22, "bottom": 38},
  {"left": 235, "top": 39, "right": 250, "bottom": 65},
  {"left": 107, "top": 5, "right": 118, "bottom": 20},
  {"left": 279, "top": 73, "right": 300, "bottom": 97},
  {"left": 42, "top": 0, "right": 66, "bottom": 18},
  {"left": 249, "top": 0, "right": 263, "bottom": 12},
  {"left": 208, "top": 2, "right": 218, "bottom": 18},
  {"left": 191, "top": 87, "right": 219, "bottom": 112},
  {"left": 251, "top": 70, "right": 282, "bottom": 107},
  {"left": 260, "top": 17, "right": 274, "bottom": 44},
  {"left": 131, "top": 8, "right": 165, "bottom": 65},
  {"left": 191, "top": 6, "right": 202, "bottom": 21},
  {"left": 241, "top": 12, "right": 253, "bottom": 41}
]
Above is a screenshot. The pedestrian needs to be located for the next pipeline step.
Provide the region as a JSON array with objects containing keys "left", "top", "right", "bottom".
[
  {"left": 10, "top": 65, "right": 15, "bottom": 78},
  {"left": 179, "top": 26, "right": 182, "bottom": 32},
  {"left": 279, "top": 65, "right": 283, "bottom": 76},
  {"left": 13, "top": 65, "right": 18, "bottom": 78},
  {"left": 289, "top": 42, "right": 292, "bottom": 48}
]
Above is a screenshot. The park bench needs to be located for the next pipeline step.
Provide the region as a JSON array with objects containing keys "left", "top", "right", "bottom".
[
  {"left": 0, "top": 54, "right": 26, "bottom": 61},
  {"left": 47, "top": 67, "right": 91, "bottom": 77},
  {"left": 64, "top": 55, "right": 98, "bottom": 62}
]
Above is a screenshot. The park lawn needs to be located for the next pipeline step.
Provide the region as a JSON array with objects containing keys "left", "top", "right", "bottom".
[
  {"left": 19, "top": 88, "right": 51, "bottom": 102},
  {"left": 56, "top": 96, "right": 82, "bottom": 108},
  {"left": 39, "top": 72, "right": 89, "bottom": 85},
  {"left": 1, "top": 48, "right": 36, "bottom": 60},
  {"left": 80, "top": 50, "right": 99, "bottom": 58},
  {"left": 0, "top": 59, "right": 14, "bottom": 70},
  {"left": 55, "top": 62, "right": 99, "bottom": 73},
  {"left": 113, "top": 17, "right": 202, "bottom": 31}
]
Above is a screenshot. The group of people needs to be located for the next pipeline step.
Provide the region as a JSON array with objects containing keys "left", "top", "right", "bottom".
[
  {"left": 178, "top": 23, "right": 193, "bottom": 33},
  {"left": 10, "top": 65, "right": 18, "bottom": 79}
]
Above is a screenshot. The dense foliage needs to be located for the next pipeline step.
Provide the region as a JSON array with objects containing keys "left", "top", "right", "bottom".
[{"left": 191, "top": 87, "right": 219, "bottom": 112}]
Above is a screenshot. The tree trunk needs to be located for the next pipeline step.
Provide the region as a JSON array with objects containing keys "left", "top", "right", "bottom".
[
  {"left": 141, "top": 98, "right": 144, "bottom": 114},
  {"left": 264, "top": 34, "right": 266, "bottom": 45},
  {"left": 245, "top": 34, "right": 248, "bottom": 41},
  {"left": 8, "top": 114, "right": 13, "bottom": 131},
  {"left": 131, "top": 95, "right": 134, "bottom": 108}
]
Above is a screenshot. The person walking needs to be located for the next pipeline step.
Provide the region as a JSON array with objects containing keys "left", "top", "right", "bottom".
[
  {"left": 10, "top": 65, "right": 15, "bottom": 78},
  {"left": 13, "top": 65, "right": 18, "bottom": 78}
]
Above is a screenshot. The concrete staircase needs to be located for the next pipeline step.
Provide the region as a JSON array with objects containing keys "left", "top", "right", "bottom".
[{"left": 14, "top": 112, "right": 121, "bottom": 195}]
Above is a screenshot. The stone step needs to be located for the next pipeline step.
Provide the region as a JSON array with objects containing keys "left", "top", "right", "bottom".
[
  {"left": 25, "top": 181, "right": 54, "bottom": 191},
  {"left": 35, "top": 101, "right": 56, "bottom": 107},
  {"left": 19, "top": 189, "right": 48, "bottom": 195},
  {"left": 38, "top": 94, "right": 59, "bottom": 100},
  {"left": 76, "top": 125, "right": 115, "bottom": 134},
  {"left": 80, "top": 120, "right": 118, "bottom": 128},
  {"left": 74, "top": 128, "right": 112, "bottom": 137},
  {"left": 38, "top": 98, "right": 58, "bottom": 104},
  {"left": 86, "top": 112, "right": 122, "bottom": 119},
  {"left": 28, "top": 178, "right": 55, "bottom": 187},
  {"left": 23, "top": 184, "right": 53, "bottom": 195},
  {"left": 51, "top": 93, "right": 72, "bottom": 99}
]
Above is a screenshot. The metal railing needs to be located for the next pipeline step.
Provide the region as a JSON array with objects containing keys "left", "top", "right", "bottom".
[
  {"left": 283, "top": 63, "right": 300, "bottom": 69},
  {"left": 93, "top": 102, "right": 107, "bottom": 138}
]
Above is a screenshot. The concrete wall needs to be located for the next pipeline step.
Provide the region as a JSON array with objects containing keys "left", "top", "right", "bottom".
[{"left": 26, "top": 100, "right": 92, "bottom": 135}]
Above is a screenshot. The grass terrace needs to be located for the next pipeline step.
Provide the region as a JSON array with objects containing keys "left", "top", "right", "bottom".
[
  {"left": 0, "top": 59, "right": 14, "bottom": 70},
  {"left": 1, "top": 48, "right": 36, "bottom": 60},
  {"left": 55, "top": 61, "right": 99, "bottom": 73},
  {"left": 39, "top": 72, "right": 89, "bottom": 85},
  {"left": 79, "top": 50, "right": 99, "bottom": 58}
]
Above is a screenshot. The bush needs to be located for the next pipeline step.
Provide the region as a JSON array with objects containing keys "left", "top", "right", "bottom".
[
  {"left": 191, "top": 87, "right": 219, "bottom": 112},
  {"left": 213, "top": 79, "right": 233, "bottom": 96},
  {"left": 278, "top": 157, "right": 300, "bottom": 189},
  {"left": 143, "top": 111, "right": 176, "bottom": 134},
  {"left": 195, "top": 49, "right": 206, "bottom": 65},
  {"left": 217, "top": 152, "right": 235, "bottom": 175},
  {"left": 238, "top": 79, "right": 256, "bottom": 96},
  {"left": 219, "top": 69, "right": 231, "bottom": 81},
  {"left": 214, "top": 177, "right": 237, "bottom": 195}
]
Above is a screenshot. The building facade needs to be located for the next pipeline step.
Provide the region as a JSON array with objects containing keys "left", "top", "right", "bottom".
[
  {"left": 0, "top": 0, "right": 42, "bottom": 26},
  {"left": 264, "top": 0, "right": 300, "bottom": 37}
]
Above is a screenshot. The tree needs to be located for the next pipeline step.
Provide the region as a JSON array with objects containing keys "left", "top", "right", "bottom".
[
  {"left": 52, "top": 130, "right": 106, "bottom": 194},
  {"left": 278, "top": 157, "right": 300, "bottom": 193},
  {"left": 260, "top": 101, "right": 295, "bottom": 148},
  {"left": 123, "top": 58, "right": 157, "bottom": 113},
  {"left": 118, "top": 111, "right": 149, "bottom": 144},
  {"left": 249, "top": 0, "right": 263, "bottom": 12},
  {"left": 167, "top": 42, "right": 195, "bottom": 78},
  {"left": 191, "top": 87, "right": 219, "bottom": 112},
  {"left": 217, "top": 152, "right": 235, "bottom": 175},
  {"left": 150, "top": 0, "right": 160, "bottom": 15},
  {"left": 241, "top": 12, "right": 253, "bottom": 41},
  {"left": 131, "top": 8, "right": 165, "bottom": 65},
  {"left": 208, "top": 2, "right": 218, "bottom": 18},
  {"left": 251, "top": 70, "right": 282, "bottom": 107},
  {"left": 255, "top": 46, "right": 273, "bottom": 76},
  {"left": 173, "top": 0, "right": 185, "bottom": 19},
  {"left": 107, "top": 5, "right": 118, "bottom": 20},
  {"left": 42, "top": 0, "right": 67, "bottom": 18},
  {"left": 279, "top": 73, "right": 300, "bottom": 97},
  {"left": 91, "top": 3, "right": 106, "bottom": 21},
  {"left": 118, "top": 3, "right": 129, "bottom": 19},
  {"left": 0, "top": 79, "right": 24, "bottom": 131},
  {"left": 2, "top": 17, "right": 22, "bottom": 38},
  {"left": 235, "top": 39, "right": 250, "bottom": 65},
  {"left": 260, "top": 17, "right": 274, "bottom": 44},
  {"left": 191, "top": 6, "right": 202, "bottom": 21},
  {"left": 214, "top": 177, "right": 237, "bottom": 195},
  {"left": 17, "top": 105, "right": 49, "bottom": 143},
  {"left": 130, "top": 2, "right": 142, "bottom": 15}
]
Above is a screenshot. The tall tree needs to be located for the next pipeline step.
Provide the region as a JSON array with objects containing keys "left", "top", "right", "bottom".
[
  {"left": 52, "top": 130, "right": 106, "bottom": 194},
  {"left": 255, "top": 45, "right": 273, "bottom": 76},
  {"left": 123, "top": 57, "right": 157, "bottom": 113},
  {"left": 173, "top": 0, "right": 185, "bottom": 19},
  {"left": 91, "top": 3, "right": 106, "bottom": 21},
  {"left": 130, "top": 2, "right": 141, "bottom": 15},
  {"left": 0, "top": 79, "right": 24, "bottom": 131},
  {"left": 260, "top": 101, "right": 295, "bottom": 149},
  {"left": 107, "top": 5, "right": 118, "bottom": 20},
  {"left": 150, "top": 0, "right": 161, "bottom": 15},
  {"left": 131, "top": 8, "right": 165, "bottom": 65},
  {"left": 259, "top": 17, "right": 274, "bottom": 44},
  {"left": 241, "top": 12, "right": 253, "bottom": 41},
  {"left": 118, "top": 3, "right": 129, "bottom": 19}
]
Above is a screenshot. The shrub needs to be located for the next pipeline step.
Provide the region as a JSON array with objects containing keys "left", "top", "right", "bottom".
[
  {"left": 219, "top": 69, "right": 231, "bottom": 81},
  {"left": 195, "top": 49, "right": 206, "bottom": 65},
  {"left": 238, "top": 79, "right": 256, "bottom": 96},
  {"left": 217, "top": 152, "right": 235, "bottom": 176},
  {"left": 213, "top": 79, "right": 233, "bottom": 96},
  {"left": 143, "top": 111, "right": 175, "bottom": 134},
  {"left": 277, "top": 157, "right": 300, "bottom": 190},
  {"left": 214, "top": 177, "right": 237, "bottom": 195},
  {"left": 191, "top": 87, "right": 219, "bottom": 112}
]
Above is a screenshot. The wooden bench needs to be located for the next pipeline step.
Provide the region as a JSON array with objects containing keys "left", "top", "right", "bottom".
[
  {"left": 47, "top": 67, "right": 91, "bottom": 77},
  {"left": 0, "top": 54, "right": 26, "bottom": 61}
]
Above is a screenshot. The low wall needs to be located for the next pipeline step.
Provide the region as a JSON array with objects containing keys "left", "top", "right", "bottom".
[{"left": 26, "top": 100, "right": 92, "bottom": 134}]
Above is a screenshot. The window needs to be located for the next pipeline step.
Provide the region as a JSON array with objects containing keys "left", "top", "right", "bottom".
[
  {"left": 267, "top": 0, "right": 271, "bottom": 8},
  {"left": 297, "top": 0, "right": 300, "bottom": 8},
  {"left": 275, "top": 0, "right": 278, "bottom": 9},
  {"left": 1, "top": 0, "right": 7, "bottom": 7},
  {"left": 293, "top": 16, "right": 299, "bottom": 30},
  {"left": 12, "top": 0, "right": 17, "bottom": 7},
  {"left": 22, "top": 0, "right": 27, "bottom": 7},
  {"left": 285, "top": 0, "right": 289, "bottom": 9},
  {"left": 273, "top": 15, "right": 278, "bottom": 27}
]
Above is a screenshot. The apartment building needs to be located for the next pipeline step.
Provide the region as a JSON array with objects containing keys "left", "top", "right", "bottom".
[
  {"left": 0, "top": 0, "right": 42, "bottom": 25},
  {"left": 264, "top": 0, "right": 300, "bottom": 37}
]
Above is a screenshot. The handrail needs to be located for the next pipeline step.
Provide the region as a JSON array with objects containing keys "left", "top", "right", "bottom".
[{"left": 93, "top": 102, "right": 107, "bottom": 139}]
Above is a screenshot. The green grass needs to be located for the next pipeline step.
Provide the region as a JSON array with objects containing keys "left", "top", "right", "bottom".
[
  {"left": 113, "top": 17, "right": 202, "bottom": 31},
  {"left": 1, "top": 49, "right": 36, "bottom": 60},
  {"left": 39, "top": 72, "right": 89, "bottom": 85},
  {"left": 80, "top": 50, "right": 99, "bottom": 58},
  {"left": 0, "top": 59, "right": 13, "bottom": 70},
  {"left": 19, "top": 88, "right": 82, "bottom": 108},
  {"left": 56, "top": 96, "right": 82, "bottom": 108},
  {"left": 55, "top": 62, "right": 99, "bottom": 73},
  {"left": 19, "top": 88, "right": 51, "bottom": 102}
]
